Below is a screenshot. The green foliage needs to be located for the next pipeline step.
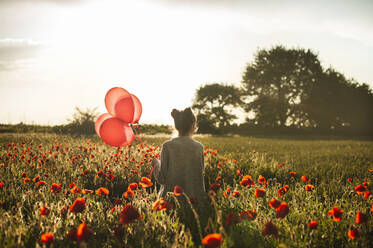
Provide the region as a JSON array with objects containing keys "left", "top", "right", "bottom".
[
  {"left": 53, "top": 107, "right": 98, "bottom": 136},
  {"left": 192, "top": 83, "right": 243, "bottom": 134},
  {"left": 241, "top": 45, "right": 373, "bottom": 134},
  {"left": 241, "top": 45, "right": 324, "bottom": 128},
  {"left": 1, "top": 134, "right": 372, "bottom": 247}
]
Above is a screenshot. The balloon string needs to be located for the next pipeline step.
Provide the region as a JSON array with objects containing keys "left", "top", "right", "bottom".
[
  {"left": 137, "top": 123, "right": 145, "bottom": 141},
  {"left": 132, "top": 124, "right": 140, "bottom": 142},
  {"left": 135, "top": 123, "right": 152, "bottom": 178},
  {"left": 133, "top": 123, "right": 143, "bottom": 143},
  {"left": 132, "top": 123, "right": 152, "bottom": 178}
]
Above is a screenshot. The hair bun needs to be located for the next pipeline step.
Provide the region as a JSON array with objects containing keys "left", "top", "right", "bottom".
[
  {"left": 171, "top": 109, "right": 180, "bottom": 119},
  {"left": 184, "top": 107, "right": 192, "bottom": 114}
]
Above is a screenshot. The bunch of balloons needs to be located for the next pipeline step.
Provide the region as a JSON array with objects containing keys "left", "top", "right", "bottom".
[{"left": 95, "top": 87, "right": 142, "bottom": 147}]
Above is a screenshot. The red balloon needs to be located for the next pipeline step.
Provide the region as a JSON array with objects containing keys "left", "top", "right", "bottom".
[
  {"left": 131, "top": 94, "right": 142, "bottom": 124},
  {"left": 99, "top": 118, "right": 135, "bottom": 147},
  {"left": 114, "top": 96, "right": 135, "bottom": 123},
  {"left": 105, "top": 87, "right": 131, "bottom": 118},
  {"left": 95, "top": 113, "right": 112, "bottom": 137}
]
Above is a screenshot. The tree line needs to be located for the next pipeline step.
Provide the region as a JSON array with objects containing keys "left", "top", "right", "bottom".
[{"left": 192, "top": 45, "right": 373, "bottom": 135}]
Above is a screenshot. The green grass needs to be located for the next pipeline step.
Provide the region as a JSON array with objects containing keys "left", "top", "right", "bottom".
[{"left": 0, "top": 133, "right": 372, "bottom": 247}]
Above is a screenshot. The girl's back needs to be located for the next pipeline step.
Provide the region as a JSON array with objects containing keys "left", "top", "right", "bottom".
[{"left": 158, "top": 136, "right": 206, "bottom": 201}]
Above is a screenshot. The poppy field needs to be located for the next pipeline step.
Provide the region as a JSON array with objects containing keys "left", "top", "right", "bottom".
[{"left": 0, "top": 133, "right": 372, "bottom": 248}]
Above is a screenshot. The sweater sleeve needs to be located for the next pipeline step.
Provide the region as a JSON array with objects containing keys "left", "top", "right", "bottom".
[{"left": 153, "top": 143, "right": 168, "bottom": 185}]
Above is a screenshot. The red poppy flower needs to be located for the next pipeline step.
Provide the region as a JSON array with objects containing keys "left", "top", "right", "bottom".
[
  {"left": 236, "top": 169, "right": 241, "bottom": 176},
  {"left": 216, "top": 176, "right": 222, "bottom": 181},
  {"left": 276, "top": 202, "right": 289, "bottom": 218},
  {"left": 347, "top": 178, "right": 352, "bottom": 182},
  {"left": 40, "top": 206, "right": 50, "bottom": 216},
  {"left": 120, "top": 204, "right": 141, "bottom": 225},
  {"left": 51, "top": 183, "right": 62, "bottom": 193},
  {"left": 225, "top": 212, "right": 241, "bottom": 227},
  {"left": 37, "top": 181, "right": 46, "bottom": 187},
  {"left": 240, "top": 209, "right": 257, "bottom": 221},
  {"left": 82, "top": 189, "right": 93, "bottom": 194},
  {"left": 232, "top": 191, "right": 240, "bottom": 198},
  {"left": 96, "top": 187, "right": 109, "bottom": 196},
  {"left": 152, "top": 198, "right": 173, "bottom": 211},
  {"left": 362, "top": 181, "right": 369, "bottom": 186},
  {"left": 289, "top": 171, "right": 296, "bottom": 177},
  {"left": 308, "top": 221, "right": 318, "bottom": 229},
  {"left": 33, "top": 176, "right": 40, "bottom": 183},
  {"left": 278, "top": 185, "right": 289, "bottom": 197},
  {"left": 305, "top": 184, "right": 314, "bottom": 191},
  {"left": 70, "top": 186, "right": 81, "bottom": 194},
  {"left": 106, "top": 174, "right": 115, "bottom": 182},
  {"left": 77, "top": 222, "right": 93, "bottom": 242},
  {"left": 210, "top": 184, "right": 221, "bottom": 193},
  {"left": 354, "top": 184, "right": 367, "bottom": 194},
  {"left": 254, "top": 188, "right": 266, "bottom": 198},
  {"left": 356, "top": 211, "right": 368, "bottom": 224},
  {"left": 279, "top": 161, "right": 285, "bottom": 167},
  {"left": 24, "top": 178, "right": 30, "bottom": 183},
  {"left": 224, "top": 188, "right": 231, "bottom": 198},
  {"left": 240, "top": 175, "right": 255, "bottom": 187},
  {"left": 139, "top": 177, "right": 153, "bottom": 188},
  {"left": 128, "top": 183, "right": 138, "bottom": 191},
  {"left": 258, "top": 175, "right": 266, "bottom": 184},
  {"left": 371, "top": 204, "right": 373, "bottom": 213},
  {"left": 174, "top": 185, "right": 184, "bottom": 196},
  {"left": 202, "top": 233, "right": 222, "bottom": 248},
  {"left": 269, "top": 198, "right": 281, "bottom": 209},
  {"left": 123, "top": 189, "right": 135, "bottom": 198},
  {"left": 364, "top": 191, "right": 371, "bottom": 199},
  {"left": 348, "top": 228, "right": 359, "bottom": 240},
  {"left": 301, "top": 176, "right": 310, "bottom": 182},
  {"left": 262, "top": 221, "right": 278, "bottom": 238},
  {"left": 69, "top": 182, "right": 76, "bottom": 189},
  {"left": 69, "top": 198, "right": 86, "bottom": 213},
  {"left": 328, "top": 206, "right": 344, "bottom": 222},
  {"left": 40, "top": 233, "right": 54, "bottom": 244},
  {"left": 97, "top": 170, "right": 106, "bottom": 177}
]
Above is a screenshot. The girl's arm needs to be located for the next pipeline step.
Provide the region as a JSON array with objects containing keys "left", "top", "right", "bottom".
[{"left": 152, "top": 144, "right": 168, "bottom": 185}]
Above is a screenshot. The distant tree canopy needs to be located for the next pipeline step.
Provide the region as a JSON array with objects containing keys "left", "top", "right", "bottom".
[
  {"left": 53, "top": 107, "right": 98, "bottom": 135},
  {"left": 304, "top": 68, "right": 373, "bottom": 133},
  {"left": 192, "top": 83, "right": 243, "bottom": 133},
  {"left": 242, "top": 45, "right": 323, "bottom": 128},
  {"left": 193, "top": 45, "right": 373, "bottom": 135}
]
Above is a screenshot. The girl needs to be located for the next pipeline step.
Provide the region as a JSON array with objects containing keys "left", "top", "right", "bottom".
[{"left": 152, "top": 107, "right": 207, "bottom": 203}]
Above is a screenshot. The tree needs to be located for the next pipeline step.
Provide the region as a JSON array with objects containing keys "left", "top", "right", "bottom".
[
  {"left": 53, "top": 107, "right": 98, "bottom": 135},
  {"left": 241, "top": 45, "right": 323, "bottom": 128},
  {"left": 192, "top": 83, "right": 243, "bottom": 133},
  {"left": 304, "top": 68, "right": 373, "bottom": 133}
]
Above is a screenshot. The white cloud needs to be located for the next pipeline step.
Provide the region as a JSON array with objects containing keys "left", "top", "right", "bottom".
[{"left": 0, "top": 38, "right": 45, "bottom": 71}]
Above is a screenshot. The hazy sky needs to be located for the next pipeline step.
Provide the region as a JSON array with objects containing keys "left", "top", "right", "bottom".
[{"left": 1, "top": 0, "right": 372, "bottom": 125}]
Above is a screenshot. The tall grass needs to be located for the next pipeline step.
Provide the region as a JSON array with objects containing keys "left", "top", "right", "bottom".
[{"left": 0, "top": 133, "right": 372, "bottom": 247}]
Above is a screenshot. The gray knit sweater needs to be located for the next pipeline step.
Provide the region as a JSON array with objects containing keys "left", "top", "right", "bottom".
[{"left": 152, "top": 136, "right": 207, "bottom": 202}]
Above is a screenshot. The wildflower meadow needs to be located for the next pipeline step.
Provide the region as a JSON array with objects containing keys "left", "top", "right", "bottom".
[{"left": 0, "top": 133, "right": 372, "bottom": 247}]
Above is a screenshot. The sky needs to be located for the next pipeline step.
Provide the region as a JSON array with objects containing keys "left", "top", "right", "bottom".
[{"left": 0, "top": 0, "right": 372, "bottom": 125}]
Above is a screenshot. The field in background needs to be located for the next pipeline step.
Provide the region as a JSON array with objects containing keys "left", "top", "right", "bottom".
[{"left": 0, "top": 133, "right": 372, "bottom": 247}]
